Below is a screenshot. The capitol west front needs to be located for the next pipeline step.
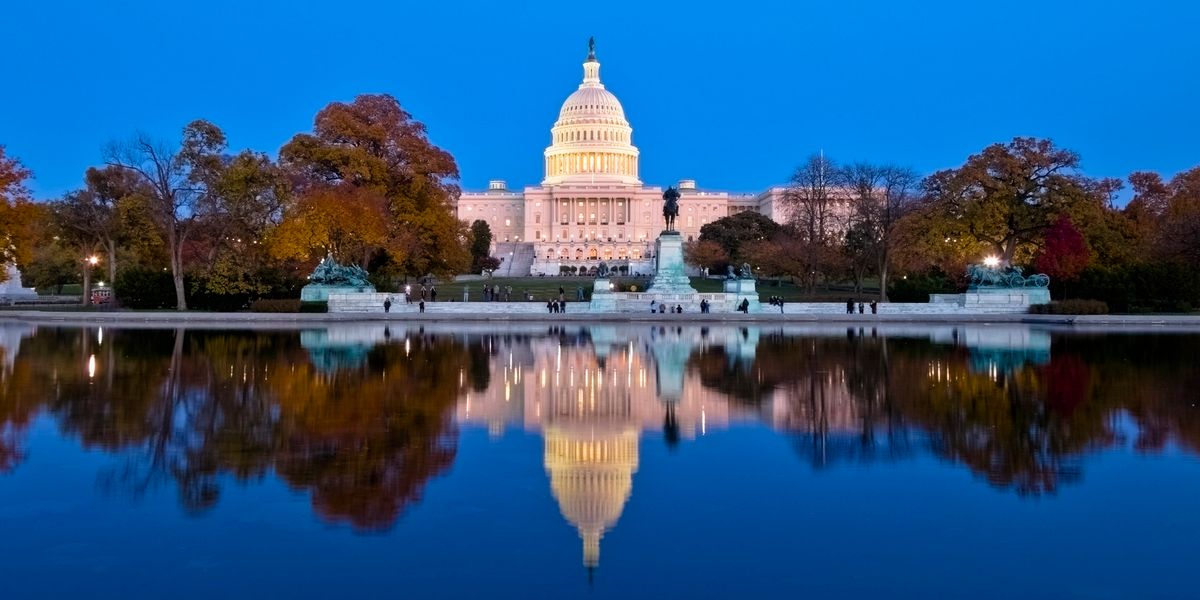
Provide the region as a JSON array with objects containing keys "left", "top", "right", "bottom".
[{"left": 454, "top": 43, "right": 791, "bottom": 276}]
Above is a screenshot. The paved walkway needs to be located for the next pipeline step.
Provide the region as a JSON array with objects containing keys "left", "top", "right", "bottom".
[{"left": 3, "top": 310, "right": 1200, "bottom": 328}]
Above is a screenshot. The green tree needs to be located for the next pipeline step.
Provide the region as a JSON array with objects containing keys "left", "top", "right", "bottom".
[
  {"left": 697, "top": 211, "right": 782, "bottom": 263},
  {"left": 469, "top": 219, "right": 493, "bottom": 274}
]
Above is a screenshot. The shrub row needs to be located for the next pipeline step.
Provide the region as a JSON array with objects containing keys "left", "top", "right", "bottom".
[
  {"left": 250, "top": 298, "right": 301, "bottom": 313},
  {"left": 1029, "top": 299, "right": 1109, "bottom": 315}
]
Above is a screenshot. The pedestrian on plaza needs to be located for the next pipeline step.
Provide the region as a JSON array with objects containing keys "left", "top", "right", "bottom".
[
  {"left": 420, "top": 284, "right": 427, "bottom": 301},
  {"left": 405, "top": 285, "right": 412, "bottom": 304},
  {"left": 430, "top": 287, "right": 437, "bottom": 302},
  {"left": 547, "top": 300, "right": 554, "bottom": 313},
  {"left": 778, "top": 298, "right": 785, "bottom": 314},
  {"left": 383, "top": 297, "right": 392, "bottom": 313},
  {"left": 419, "top": 300, "right": 425, "bottom": 313},
  {"left": 858, "top": 302, "right": 864, "bottom": 314},
  {"left": 559, "top": 286, "right": 565, "bottom": 302},
  {"left": 675, "top": 304, "right": 683, "bottom": 314},
  {"left": 738, "top": 298, "right": 750, "bottom": 313},
  {"left": 650, "top": 299, "right": 657, "bottom": 313},
  {"left": 659, "top": 303, "right": 666, "bottom": 314},
  {"left": 506, "top": 285, "right": 512, "bottom": 301},
  {"left": 846, "top": 298, "right": 854, "bottom": 314},
  {"left": 463, "top": 287, "right": 469, "bottom": 302},
  {"left": 870, "top": 301, "right": 878, "bottom": 314}
]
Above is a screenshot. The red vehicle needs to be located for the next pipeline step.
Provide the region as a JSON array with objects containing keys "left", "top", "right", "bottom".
[{"left": 90, "top": 287, "right": 113, "bottom": 305}]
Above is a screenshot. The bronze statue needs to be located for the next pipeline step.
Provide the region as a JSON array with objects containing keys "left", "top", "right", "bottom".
[{"left": 662, "top": 186, "right": 680, "bottom": 232}]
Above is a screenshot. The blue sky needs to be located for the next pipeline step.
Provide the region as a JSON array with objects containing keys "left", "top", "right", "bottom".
[{"left": 2, "top": 0, "right": 1198, "bottom": 199}]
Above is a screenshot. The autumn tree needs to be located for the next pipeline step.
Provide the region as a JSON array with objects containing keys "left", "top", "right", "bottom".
[
  {"left": 1033, "top": 214, "right": 1091, "bottom": 282},
  {"left": 683, "top": 239, "right": 729, "bottom": 272},
  {"left": 915, "top": 137, "right": 1101, "bottom": 267},
  {"left": 105, "top": 121, "right": 228, "bottom": 309},
  {"left": 0, "top": 146, "right": 38, "bottom": 282},
  {"left": 1157, "top": 166, "right": 1200, "bottom": 268},
  {"left": 278, "top": 94, "right": 469, "bottom": 279}
]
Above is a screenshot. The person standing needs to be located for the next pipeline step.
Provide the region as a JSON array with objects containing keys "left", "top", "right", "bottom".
[
  {"left": 778, "top": 298, "right": 785, "bottom": 314},
  {"left": 419, "top": 300, "right": 425, "bottom": 313},
  {"left": 383, "top": 297, "right": 392, "bottom": 313},
  {"left": 846, "top": 298, "right": 854, "bottom": 314},
  {"left": 431, "top": 287, "right": 437, "bottom": 302},
  {"left": 858, "top": 302, "right": 864, "bottom": 314},
  {"left": 870, "top": 301, "right": 878, "bottom": 314},
  {"left": 463, "top": 287, "right": 469, "bottom": 302}
]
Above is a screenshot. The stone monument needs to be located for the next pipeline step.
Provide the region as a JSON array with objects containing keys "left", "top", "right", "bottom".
[
  {"left": 0, "top": 264, "right": 38, "bottom": 304},
  {"left": 300, "top": 254, "right": 376, "bottom": 303},
  {"left": 723, "top": 262, "right": 760, "bottom": 313},
  {"left": 645, "top": 186, "right": 697, "bottom": 295},
  {"left": 930, "top": 262, "right": 1051, "bottom": 311}
]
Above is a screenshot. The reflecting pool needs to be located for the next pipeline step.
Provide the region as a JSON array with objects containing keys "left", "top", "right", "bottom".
[{"left": 1, "top": 323, "right": 1198, "bottom": 598}]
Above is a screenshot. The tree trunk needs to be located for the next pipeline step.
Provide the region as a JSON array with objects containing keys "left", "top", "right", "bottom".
[
  {"left": 169, "top": 231, "right": 187, "bottom": 311},
  {"left": 879, "top": 264, "right": 890, "bottom": 302},
  {"left": 105, "top": 239, "right": 117, "bottom": 284},
  {"left": 81, "top": 261, "right": 92, "bottom": 307}
]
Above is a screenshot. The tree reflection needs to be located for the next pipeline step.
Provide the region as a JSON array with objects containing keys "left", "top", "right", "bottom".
[
  {"left": 0, "top": 326, "right": 465, "bottom": 530},
  {"left": 691, "top": 327, "right": 1200, "bottom": 495}
]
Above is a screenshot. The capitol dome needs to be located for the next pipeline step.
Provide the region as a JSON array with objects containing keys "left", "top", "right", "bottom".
[{"left": 543, "top": 40, "right": 640, "bottom": 185}]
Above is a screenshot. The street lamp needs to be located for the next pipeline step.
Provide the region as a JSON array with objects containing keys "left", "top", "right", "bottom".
[
  {"left": 87, "top": 255, "right": 99, "bottom": 266},
  {"left": 983, "top": 255, "right": 1000, "bottom": 268}
]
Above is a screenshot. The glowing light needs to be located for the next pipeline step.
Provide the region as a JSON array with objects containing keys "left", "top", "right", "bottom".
[
  {"left": 87, "top": 255, "right": 99, "bottom": 266},
  {"left": 983, "top": 255, "right": 1000, "bottom": 268},
  {"left": 87, "top": 354, "right": 96, "bottom": 378}
]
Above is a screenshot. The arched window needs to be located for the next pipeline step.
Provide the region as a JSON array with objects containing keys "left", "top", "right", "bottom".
[{"left": 588, "top": 248, "right": 598, "bottom": 260}]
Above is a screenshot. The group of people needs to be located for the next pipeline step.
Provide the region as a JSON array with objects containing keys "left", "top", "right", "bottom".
[
  {"left": 845, "top": 298, "right": 879, "bottom": 314},
  {"left": 383, "top": 296, "right": 425, "bottom": 313},
  {"left": 402, "top": 284, "right": 435, "bottom": 303},
  {"left": 766, "top": 296, "right": 786, "bottom": 313},
  {"left": 546, "top": 299, "right": 569, "bottom": 313},
  {"left": 481, "top": 285, "right": 513, "bottom": 302},
  {"left": 650, "top": 300, "right": 686, "bottom": 314}
]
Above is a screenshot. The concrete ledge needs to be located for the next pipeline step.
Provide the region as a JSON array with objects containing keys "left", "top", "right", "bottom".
[{"left": 4, "top": 310, "right": 1200, "bottom": 329}]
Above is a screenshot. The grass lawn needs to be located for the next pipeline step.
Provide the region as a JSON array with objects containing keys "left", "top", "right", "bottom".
[{"left": 411, "top": 276, "right": 881, "bottom": 302}]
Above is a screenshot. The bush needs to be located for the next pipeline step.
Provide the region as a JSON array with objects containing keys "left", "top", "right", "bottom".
[
  {"left": 250, "top": 298, "right": 301, "bottom": 313},
  {"left": 1064, "top": 263, "right": 1200, "bottom": 313},
  {"left": 888, "top": 270, "right": 956, "bottom": 302},
  {"left": 1029, "top": 299, "right": 1109, "bottom": 315},
  {"left": 115, "top": 268, "right": 177, "bottom": 309},
  {"left": 299, "top": 300, "right": 328, "bottom": 313}
]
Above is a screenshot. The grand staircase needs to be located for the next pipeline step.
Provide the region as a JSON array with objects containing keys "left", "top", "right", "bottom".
[{"left": 492, "top": 242, "right": 536, "bottom": 277}]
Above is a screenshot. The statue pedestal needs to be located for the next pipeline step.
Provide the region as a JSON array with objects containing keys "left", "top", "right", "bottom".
[
  {"left": 300, "top": 283, "right": 376, "bottom": 303},
  {"left": 0, "top": 264, "right": 38, "bottom": 303},
  {"left": 589, "top": 278, "right": 617, "bottom": 312},
  {"left": 723, "top": 277, "right": 761, "bottom": 313},
  {"left": 646, "top": 232, "right": 696, "bottom": 295}
]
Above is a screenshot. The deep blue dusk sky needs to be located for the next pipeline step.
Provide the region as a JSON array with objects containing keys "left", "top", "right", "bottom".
[{"left": 2, "top": 0, "right": 1198, "bottom": 199}]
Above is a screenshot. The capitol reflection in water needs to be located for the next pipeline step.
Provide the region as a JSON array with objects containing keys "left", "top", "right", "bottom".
[{"left": 1, "top": 322, "right": 1199, "bottom": 596}]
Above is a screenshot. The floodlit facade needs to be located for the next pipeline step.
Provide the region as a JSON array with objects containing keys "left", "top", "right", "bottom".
[{"left": 453, "top": 43, "right": 794, "bottom": 276}]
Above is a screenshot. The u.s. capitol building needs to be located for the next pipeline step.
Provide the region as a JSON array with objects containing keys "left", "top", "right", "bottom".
[{"left": 453, "top": 41, "right": 793, "bottom": 276}]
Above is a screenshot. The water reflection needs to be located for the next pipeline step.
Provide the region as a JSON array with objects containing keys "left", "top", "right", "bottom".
[{"left": 1, "top": 322, "right": 1199, "bottom": 573}]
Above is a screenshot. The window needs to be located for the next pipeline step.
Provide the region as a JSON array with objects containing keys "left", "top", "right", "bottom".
[
  {"left": 535, "top": 230, "right": 541, "bottom": 240},
  {"left": 505, "top": 218, "right": 511, "bottom": 227}
]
